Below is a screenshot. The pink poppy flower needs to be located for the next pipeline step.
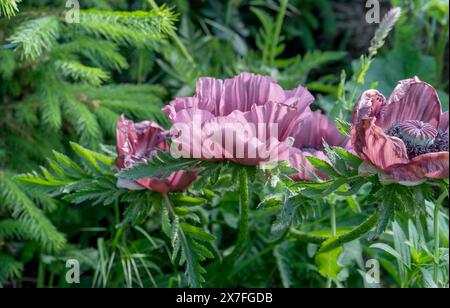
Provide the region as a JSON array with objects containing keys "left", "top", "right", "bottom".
[
  {"left": 163, "top": 73, "right": 314, "bottom": 165},
  {"left": 289, "top": 111, "right": 349, "bottom": 181},
  {"left": 116, "top": 115, "right": 198, "bottom": 194},
  {"left": 351, "top": 77, "right": 449, "bottom": 185}
]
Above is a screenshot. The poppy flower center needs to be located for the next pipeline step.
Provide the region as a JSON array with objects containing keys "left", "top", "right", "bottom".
[
  {"left": 398, "top": 120, "right": 437, "bottom": 146},
  {"left": 386, "top": 120, "right": 449, "bottom": 159}
]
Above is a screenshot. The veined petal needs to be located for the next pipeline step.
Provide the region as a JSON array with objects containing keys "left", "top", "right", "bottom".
[
  {"left": 137, "top": 170, "right": 199, "bottom": 194},
  {"left": 291, "top": 110, "right": 348, "bottom": 149},
  {"left": 289, "top": 147, "right": 330, "bottom": 181},
  {"left": 219, "top": 73, "right": 285, "bottom": 116},
  {"left": 117, "top": 178, "right": 146, "bottom": 190},
  {"left": 439, "top": 111, "right": 449, "bottom": 133},
  {"left": 284, "top": 85, "right": 315, "bottom": 113},
  {"left": 116, "top": 115, "right": 197, "bottom": 193},
  {"left": 116, "top": 115, "right": 166, "bottom": 168},
  {"left": 163, "top": 97, "right": 196, "bottom": 122},
  {"left": 352, "top": 118, "right": 409, "bottom": 170},
  {"left": 196, "top": 77, "right": 224, "bottom": 115},
  {"left": 163, "top": 73, "right": 313, "bottom": 165},
  {"left": 387, "top": 152, "right": 449, "bottom": 184},
  {"left": 239, "top": 101, "right": 302, "bottom": 142},
  {"left": 379, "top": 78, "right": 442, "bottom": 129},
  {"left": 352, "top": 90, "right": 386, "bottom": 126}
]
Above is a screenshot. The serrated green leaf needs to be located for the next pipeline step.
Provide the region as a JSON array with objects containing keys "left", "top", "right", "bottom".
[{"left": 306, "top": 156, "right": 341, "bottom": 178}]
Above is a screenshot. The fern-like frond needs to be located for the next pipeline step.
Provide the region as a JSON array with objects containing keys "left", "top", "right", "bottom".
[
  {"left": 62, "top": 97, "right": 103, "bottom": 149},
  {"left": 0, "top": 48, "right": 15, "bottom": 79},
  {"left": 35, "top": 73, "right": 63, "bottom": 131},
  {"left": 7, "top": 16, "right": 60, "bottom": 60},
  {"left": 71, "top": 9, "right": 176, "bottom": 47},
  {"left": 17, "top": 142, "right": 116, "bottom": 200},
  {"left": 0, "top": 255, "right": 23, "bottom": 286},
  {"left": 162, "top": 205, "right": 215, "bottom": 288},
  {"left": 273, "top": 243, "right": 294, "bottom": 288},
  {"left": 0, "top": 0, "right": 20, "bottom": 17},
  {"left": 57, "top": 36, "right": 128, "bottom": 71},
  {"left": 0, "top": 219, "right": 30, "bottom": 240},
  {"left": 0, "top": 173, "right": 66, "bottom": 252},
  {"left": 54, "top": 60, "right": 110, "bottom": 86},
  {"left": 78, "top": 83, "right": 169, "bottom": 126}
]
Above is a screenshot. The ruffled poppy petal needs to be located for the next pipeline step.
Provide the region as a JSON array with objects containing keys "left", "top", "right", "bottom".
[
  {"left": 284, "top": 85, "right": 315, "bottom": 113},
  {"left": 167, "top": 171, "right": 199, "bottom": 191},
  {"left": 352, "top": 90, "right": 386, "bottom": 127},
  {"left": 352, "top": 118, "right": 409, "bottom": 170},
  {"left": 195, "top": 77, "right": 224, "bottom": 115},
  {"left": 289, "top": 147, "right": 330, "bottom": 181},
  {"left": 378, "top": 78, "right": 442, "bottom": 129},
  {"left": 439, "top": 111, "right": 449, "bottom": 133},
  {"left": 116, "top": 115, "right": 197, "bottom": 193},
  {"left": 387, "top": 152, "right": 449, "bottom": 184},
  {"left": 169, "top": 102, "right": 295, "bottom": 164},
  {"left": 239, "top": 101, "right": 302, "bottom": 142},
  {"left": 116, "top": 115, "right": 167, "bottom": 169},
  {"left": 136, "top": 178, "right": 170, "bottom": 194},
  {"left": 168, "top": 108, "right": 217, "bottom": 160},
  {"left": 136, "top": 170, "right": 199, "bottom": 194},
  {"left": 117, "top": 178, "right": 146, "bottom": 190},
  {"left": 164, "top": 73, "right": 313, "bottom": 166},
  {"left": 291, "top": 110, "right": 348, "bottom": 149},
  {"left": 163, "top": 97, "right": 196, "bottom": 122},
  {"left": 218, "top": 73, "right": 285, "bottom": 116}
]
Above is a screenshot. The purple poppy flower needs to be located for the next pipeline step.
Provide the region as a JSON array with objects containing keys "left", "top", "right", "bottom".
[
  {"left": 116, "top": 115, "right": 198, "bottom": 193},
  {"left": 351, "top": 77, "right": 449, "bottom": 185},
  {"left": 163, "top": 73, "right": 314, "bottom": 165},
  {"left": 289, "top": 111, "right": 349, "bottom": 181}
]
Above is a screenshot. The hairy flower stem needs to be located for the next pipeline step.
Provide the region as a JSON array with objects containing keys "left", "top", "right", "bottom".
[
  {"left": 289, "top": 229, "right": 328, "bottom": 244},
  {"left": 327, "top": 203, "right": 337, "bottom": 288},
  {"left": 330, "top": 203, "right": 337, "bottom": 237},
  {"left": 434, "top": 187, "right": 448, "bottom": 283},
  {"left": 319, "top": 209, "right": 381, "bottom": 253},
  {"left": 225, "top": 167, "right": 250, "bottom": 265},
  {"left": 163, "top": 193, "right": 175, "bottom": 217}
]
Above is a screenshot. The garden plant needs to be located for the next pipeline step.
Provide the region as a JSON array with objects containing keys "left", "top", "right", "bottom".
[{"left": 0, "top": 0, "right": 448, "bottom": 289}]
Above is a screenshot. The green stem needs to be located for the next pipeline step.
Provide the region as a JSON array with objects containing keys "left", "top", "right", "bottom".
[
  {"left": 433, "top": 188, "right": 448, "bottom": 283},
  {"left": 290, "top": 209, "right": 381, "bottom": 252},
  {"left": 319, "top": 209, "right": 381, "bottom": 253},
  {"left": 434, "top": 21, "right": 449, "bottom": 87},
  {"left": 114, "top": 200, "right": 120, "bottom": 225},
  {"left": 37, "top": 256, "right": 45, "bottom": 288},
  {"left": 163, "top": 193, "right": 176, "bottom": 217},
  {"left": 111, "top": 199, "right": 123, "bottom": 249},
  {"left": 225, "top": 0, "right": 234, "bottom": 26},
  {"left": 289, "top": 229, "right": 328, "bottom": 244},
  {"left": 268, "top": 0, "right": 288, "bottom": 66},
  {"left": 225, "top": 167, "right": 250, "bottom": 264},
  {"left": 147, "top": 0, "right": 195, "bottom": 63},
  {"left": 327, "top": 203, "right": 337, "bottom": 288},
  {"left": 169, "top": 32, "right": 195, "bottom": 63},
  {"left": 330, "top": 203, "right": 337, "bottom": 237}
]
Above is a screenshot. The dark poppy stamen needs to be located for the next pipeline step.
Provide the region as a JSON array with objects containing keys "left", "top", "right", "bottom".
[{"left": 386, "top": 122, "right": 449, "bottom": 159}]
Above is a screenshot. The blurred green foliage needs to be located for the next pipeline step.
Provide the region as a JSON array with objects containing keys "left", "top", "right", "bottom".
[{"left": 0, "top": 0, "right": 448, "bottom": 288}]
